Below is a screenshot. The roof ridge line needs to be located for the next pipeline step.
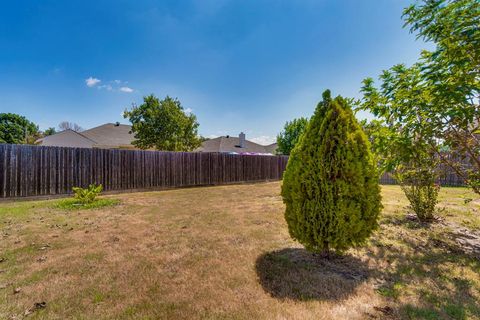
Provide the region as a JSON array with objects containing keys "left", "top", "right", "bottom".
[{"left": 72, "top": 130, "right": 98, "bottom": 143}]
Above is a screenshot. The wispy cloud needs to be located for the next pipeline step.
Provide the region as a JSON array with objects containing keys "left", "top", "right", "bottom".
[
  {"left": 98, "top": 84, "right": 113, "bottom": 91},
  {"left": 184, "top": 107, "right": 193, "bottom": 115},
  {"left": 49, "top": 67, "right": 63, "bottom": 75},
  {"left": 250, "top": 135, "right": 276, "bottom": 145},
  {"left": 86, "top": 77, "right": 136, "bottom": 93},
  {"left": 120, "top": 86, "right": 134, "bottom": 93},
  {"left": 85, "top": 77, "right": 101, "bottom": 87}
]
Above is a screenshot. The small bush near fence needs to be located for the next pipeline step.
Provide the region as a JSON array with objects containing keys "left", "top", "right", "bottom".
[
  {"left": 55, "top": 183, "right": 120, "bottom": 210},
  {"left": 73, "top": 184, "right": 103, "bottom": 204},
  {"left": 55, "top": 198, "right": 119, "bottom": 210}
]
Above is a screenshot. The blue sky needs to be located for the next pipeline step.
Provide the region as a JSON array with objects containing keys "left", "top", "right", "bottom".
[{"left": 0, "top": 0, "right": 428, "bottom": 144}]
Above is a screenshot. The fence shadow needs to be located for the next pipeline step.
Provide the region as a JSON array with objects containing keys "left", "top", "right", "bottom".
[{"left": 255, "top": 248, "right": 371, "bottom": 301}]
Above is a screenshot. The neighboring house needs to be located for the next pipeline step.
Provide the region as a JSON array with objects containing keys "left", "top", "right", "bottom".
[
  {"left": 197, "top": 132, "right": 278, "bottom": 155},
  {"left": 37, "top": 125, "right": 279, "bottom": 155},
  {"left": 36, "top": 123, "right": 136, "bottom": 149}
]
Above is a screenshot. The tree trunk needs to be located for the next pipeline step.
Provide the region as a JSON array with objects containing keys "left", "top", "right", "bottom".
[{"left": 319, "top": 243, "right": 330, "bottom": 259}]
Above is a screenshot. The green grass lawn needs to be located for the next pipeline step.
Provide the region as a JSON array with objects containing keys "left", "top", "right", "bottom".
[{"left": 0, "top": 183, "right": 479, "bottom": 319}]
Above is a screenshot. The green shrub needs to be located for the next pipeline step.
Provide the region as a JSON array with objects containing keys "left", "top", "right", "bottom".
[
  {"left": 72, "top": 184, "right": 103, "bottom": 204},
  {"left": 55, "top": 184, "right": 118, "bottom": 210},
  {"left": 55, "top": 198, "right": 119, "bottom": 210},
  {"left": 396, "top": 166, "right": 439, "bottom": 221},
  {"left": 281, "top": 90, "right": 382, "bottom": 255}
]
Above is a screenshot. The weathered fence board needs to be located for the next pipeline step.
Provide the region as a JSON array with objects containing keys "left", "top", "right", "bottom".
[
  {"left": 380, "top": 171, "right": 467, "bottom": 187},
  {"left": 0, "top": 144, "right": 289, "bottom": 198},
  {"left": 379, "top": 153, "right": 471, "bottom": 187}
]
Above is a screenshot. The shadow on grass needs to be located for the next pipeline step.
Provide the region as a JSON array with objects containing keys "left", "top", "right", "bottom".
[
  {"left": 368, "top": 233, "right": 480, "bottom": 319},
  {"left": 255, "top": 248, "right": 371, "bottom": 301},
  {"left": 381, "top": 213, "right": 435, "bottom": 230},
  {"left": 256, "top": 232, "right": 480, "bottom": 317}
]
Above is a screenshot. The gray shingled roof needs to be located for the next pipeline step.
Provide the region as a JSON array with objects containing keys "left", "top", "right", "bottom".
[
  {"left": 38, "top": 124, "right": 278, "bottom": 154},
  {"left": 264, "top": 143, "right": 278, "bottom": 154},
  {"left": 36, "top": 129, "right": 96, "bottom": 148},
  {"left": 81, "top": 123, "right": 134, "bottom": 148},
  {"left": 37, "top": 123, "right": 135, "bottom": 149},
  {"left": 197, "top": 136, "right": 276, "bottom": 154}
]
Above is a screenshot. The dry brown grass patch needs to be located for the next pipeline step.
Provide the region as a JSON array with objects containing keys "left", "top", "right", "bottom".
[{"left": 0, "top": 183, "right": 479, "bottom": 319}]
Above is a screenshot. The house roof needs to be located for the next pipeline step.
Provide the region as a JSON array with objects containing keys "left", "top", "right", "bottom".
[
  {"left": 81, "top": 123, "right": 134, "bottom": 148},
  {"left": 37, "top": 123, "right": 135, "bottom": 149},
  {"left": 264, "top": 143, "right": 278, "bottom": 154},
  {"left": 36, "top": 129, "right": 96, "bottom": 148},
  {"left": 38, "top": 124, "right": 279, "bottom": 154},
  {"left": 197, "top": 136, "right": 277, "bottom": 154}
]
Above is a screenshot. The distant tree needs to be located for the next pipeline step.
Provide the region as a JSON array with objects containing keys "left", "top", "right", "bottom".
[
  {"left": 0, "top": 113, "right": 40, "bottom": 144},
  {"left": 358, "top": 0, "right": 480, "bottom": 194},
  {"left": 282, "top": 90, "right": 382, "bottom": 256},
  {"left": 124, "top": 95, "right": 201, "bottom": 151},
  {"left": 276, "top": 117, "right": 308, "bottom": 155},
  {"left": 58, "top": 121, "right": 83, "bottom": 132},
  {"left": 43, "top": 127, "right": 57, "bottom": 136}
]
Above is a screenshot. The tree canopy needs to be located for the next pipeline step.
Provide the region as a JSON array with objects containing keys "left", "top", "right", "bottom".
[
  {"left": 124, "top": 95, "right": 202, "bottom": 151},
  {"left": 357, "top": 0, "right": 480, "bottom": 194},
  {"left": 276, "top": 117, "right": 308, "bottom": 155},
  {"left": 43, "top": 127, "right": 57, "bottom": 136},
  {"left": 0, "top": 113, "right": 40, "bottom": 144}
]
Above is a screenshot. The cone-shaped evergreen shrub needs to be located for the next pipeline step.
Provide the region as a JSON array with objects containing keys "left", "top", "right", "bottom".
[{"left": 281, "top": 90, "right": 382, "bottom": 255}]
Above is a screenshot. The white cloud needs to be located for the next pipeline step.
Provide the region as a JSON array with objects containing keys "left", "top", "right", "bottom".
[
  {"left": 184, "top": 107, "right": 193, "bottom": 115},
  {"left": 98, "top": 84, "right": 113, "bottom": 91},
  {"left": 250, "top": 135, "right": 276, "bottom": 145},
  {"left": 85, "top": 77, "right": 101, "bottom": 87},
  {"left": 120, "top": 86, "right": 134, "bottom": 93},
  {"left": 86, "top": 77, "right": 136, "bottom": 93}
]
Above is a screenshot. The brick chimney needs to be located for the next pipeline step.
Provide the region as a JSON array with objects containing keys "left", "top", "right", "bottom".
[{"left": 239, "top": 132, "right": 246, "bottom": 148}]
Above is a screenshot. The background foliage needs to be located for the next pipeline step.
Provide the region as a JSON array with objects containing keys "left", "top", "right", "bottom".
[
  {"left": 276, "top": 117, "right": 308, "bottom": 155},
  {"left": 357, "top": 0, "right": 480, "bottom": 194},
  {"left": 124, "top": 95, "right": 201, "bottom": 151},
  {"left": 0, "top": 113, "right": 40, "bottom": 144}
]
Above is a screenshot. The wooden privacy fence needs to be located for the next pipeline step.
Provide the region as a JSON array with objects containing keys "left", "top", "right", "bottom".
[
  {"left": 0, "top": 144, "right": 289, "bottom": 198},
  {"left": 379, "top": 172, "right": 468, "bottom": 186},
  {"left": 0, "top": 144, "right": 468, "bottom": 198},
  {"left": 378, "top": 153, "right": 471, "bottom": 187},
  {"left": 379, "top": 167, "right": 468, "bottom": 187}
]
